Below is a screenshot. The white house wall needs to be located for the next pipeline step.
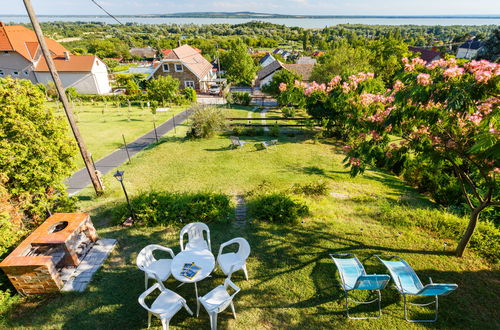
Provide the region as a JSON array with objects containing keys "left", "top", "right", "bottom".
[
  {"left": 35, "top": 72, "right": 100, "bottom": 94},
  {"left": 0, "top": 51, "right": 37, "bottom": 83},
  {"left": 91, "top": 59, "right": 112, "bottom": 94},
  {"left": 259, "top": 71, "right": 278, "bottom": 88}
]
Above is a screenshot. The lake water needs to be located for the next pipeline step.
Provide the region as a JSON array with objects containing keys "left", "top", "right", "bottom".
[{"left": 1, "top": 16, "right": 499, "bottom": 28}]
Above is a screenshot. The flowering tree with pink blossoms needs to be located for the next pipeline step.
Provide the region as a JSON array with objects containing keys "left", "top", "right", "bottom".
[
  {"left": 282, "top": 57, "right": 499, "bottom": 256},
  {"left": 341, "top": 58, "right": 499, "bottom": 257}
]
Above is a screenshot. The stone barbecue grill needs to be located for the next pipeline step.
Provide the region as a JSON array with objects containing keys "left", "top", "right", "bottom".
[{"left": 0, "top": 213, "right": 104, "bottom": 295}]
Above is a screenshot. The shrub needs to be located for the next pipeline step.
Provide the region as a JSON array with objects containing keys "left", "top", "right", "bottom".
[
  {"left": 231, "top": 126, "right": 244, "bottom": 136},
  {"left": 187, "top": 107, "right": 226, "bottom": 138},
  {"left": 247, "top": 193, "right": 309, "bottom": 224},
  {"left": 292, "top": 181, "right": 329, "bottom": 197},
  {"left": 269, "top": 124, "right": 280, "bottom": 137},
  {"left": 0, "top": 78, "right": 77, "bottom": 221},
  {"left": 115, "top": 191, "right": 233, "bottom": 226},
  {"left": 228, "top": 91, "right": 251, "bottom": 106},
  {"left": 281, "top": 106, "right": 297, "bottom": 118},
  {"left": 243, "top": 126, "right": 264, "bottom": 136},
  {"left": 183, "top": 87, "right": 197, "bottom": 103}
]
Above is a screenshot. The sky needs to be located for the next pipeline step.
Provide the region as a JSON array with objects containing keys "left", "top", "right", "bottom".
[{"left": 4, "top": 0, "right": 500, "bottom": 16}]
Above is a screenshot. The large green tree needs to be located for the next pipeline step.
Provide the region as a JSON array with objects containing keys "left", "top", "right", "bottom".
[
  {"left": 310, "top": 45, "right": 374, "bottom": 83},
  {"left": 146, "top": 75, "right": 180, "bottom": 105},
  {"left": 221, "top": 40, "right": 257, "bottom": 85},
  {"left": 0, "top": 78, "right": 77, "bottom": 221}
]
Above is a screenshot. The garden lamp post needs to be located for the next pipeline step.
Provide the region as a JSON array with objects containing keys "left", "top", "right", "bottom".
[{"left": 113, "top": 170, "right": 135, "bottom": 225}]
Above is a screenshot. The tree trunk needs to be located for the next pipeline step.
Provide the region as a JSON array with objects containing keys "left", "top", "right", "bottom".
[{"left": 455, "top": 204, "right": 487, "bottom": 257}]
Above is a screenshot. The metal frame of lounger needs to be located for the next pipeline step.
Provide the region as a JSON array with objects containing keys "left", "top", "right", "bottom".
[
  {"left": 330, "top": 253, "right": 390, "bottom": 320},
  {"left": 375, "top": 254, "right": 458, "bottom": 323}
]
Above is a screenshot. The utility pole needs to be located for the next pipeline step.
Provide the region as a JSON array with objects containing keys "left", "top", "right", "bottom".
[{"left": 23, "top": 0, "right": 104, "bottom": 195}]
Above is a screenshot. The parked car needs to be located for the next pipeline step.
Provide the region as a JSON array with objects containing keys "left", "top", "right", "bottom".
[{"left": 208, "top": 85, "right": 221, "bottom": 95}]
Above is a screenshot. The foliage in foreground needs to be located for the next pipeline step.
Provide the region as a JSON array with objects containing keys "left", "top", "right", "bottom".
[
  {"left": 115, "top": 191, "right": 233, "bottom": 226},
  {"left": 247, "top": 193, "right": 309, "bottom": 224},
  {"left": 283, "top": 58, "right": 499, "bottom": 257},
  {"left": 187, "top": 106, "right": 227, "bottom": 138}
]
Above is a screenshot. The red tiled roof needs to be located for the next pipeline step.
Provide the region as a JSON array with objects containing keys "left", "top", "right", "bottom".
[
  {"left": 35, "top": 55, "right": 97, "bottom": 72},
  {"left": 161, "top": 49, "right": 172, "bottom": 56},
  {"left": 409, "top": 47, "right": 441, "bottom": 63},
  {"left": 0, "top": 22, "right": 68, "bottom": 61}
]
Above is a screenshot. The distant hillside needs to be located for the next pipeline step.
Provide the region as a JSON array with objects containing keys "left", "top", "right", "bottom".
[{"left": 152, "top": 12, "right": 500, "bottom": 19}]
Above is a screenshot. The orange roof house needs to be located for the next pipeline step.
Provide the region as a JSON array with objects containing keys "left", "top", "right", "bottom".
[
  {"left": 0, "top": 22, "right": 111, "bottom": 94},
  {"left": 149, "top": 45, "right": 217, "bottom": 93}
]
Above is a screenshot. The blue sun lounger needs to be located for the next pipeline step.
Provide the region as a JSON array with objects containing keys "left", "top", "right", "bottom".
[
  {"left": 375, "top": 255, "right": 458, "bottom": 323},
  {"left": 330, "top": 253, "right": 391, "bottom": 319}
]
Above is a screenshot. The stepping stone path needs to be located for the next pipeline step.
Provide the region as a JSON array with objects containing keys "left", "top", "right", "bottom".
[
  {"left": 261, "top": 107, "right": 269, "bottom": 132},
  {"left": 234, "top": 195, "right": 247, "bottom": 227}
]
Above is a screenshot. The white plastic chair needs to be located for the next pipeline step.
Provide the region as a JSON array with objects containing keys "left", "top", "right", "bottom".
[
  {"left": 180, "top": 222, "right": 211, "bottom": 252},
  {"left": 138, "top": 282, "right": 193, "bottom": 330},
  {"left": 137, "top": 244, "right": 175, "bottom": 289},
  {"left": 217, "top": 237, "right": 250, "bottom": 280},
  {"left": 197, "top": 275, "right": 241, "bottom": 329}
]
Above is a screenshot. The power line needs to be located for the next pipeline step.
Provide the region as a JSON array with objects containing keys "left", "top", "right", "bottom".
[{"left": 90, "top": 0, "right": 124, "bottom": 25}]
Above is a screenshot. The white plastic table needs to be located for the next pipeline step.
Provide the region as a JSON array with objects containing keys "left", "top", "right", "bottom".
[{"left": 171, "top": 249, "right": 215, "bottom": 301}]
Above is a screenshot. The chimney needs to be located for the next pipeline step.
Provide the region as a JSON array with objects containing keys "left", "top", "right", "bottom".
[{"left": 63, "top": 51, "right": 70, "bottom": 61}]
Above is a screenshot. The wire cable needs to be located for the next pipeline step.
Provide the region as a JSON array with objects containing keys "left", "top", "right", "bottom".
[{"left": 90, "top": 0, "right": 124, "bottom": 25}]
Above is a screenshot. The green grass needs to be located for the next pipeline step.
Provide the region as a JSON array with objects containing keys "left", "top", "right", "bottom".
[
  {"left": 1, "top": 115, "right": 498, "bottom": 329},
  {"left": 48, "top": 101, "right": 189, "bottom": 169}
]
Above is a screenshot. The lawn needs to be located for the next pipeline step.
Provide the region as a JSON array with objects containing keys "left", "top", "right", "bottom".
[
  {"left": 2, "top": 108, "right": 498, "bottom": 329},
  {"left": 48, "top": 101, "right": 189, "bottom": 169}
]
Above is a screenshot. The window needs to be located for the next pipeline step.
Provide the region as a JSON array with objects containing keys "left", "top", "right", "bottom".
[
  {"left": 0, "top": 70, "right": 4, "bottom": 76},
  {"left": 23, "top": 71, "right": 29, "bottom": 76},
  {"left": 184, "top": 80, "right": 195, "bottom": 88},
  {"left": 2, "top": 51, "right": 9, "bottom": 56},
  {"left": 12, "top": 71, "right": 19, "bottom": 76},
  {"left": 175, "top": 64, "right": 183, "bottom": 72},
  {"left": 162, "top": 63, "right": 170, "bottom": 72}
]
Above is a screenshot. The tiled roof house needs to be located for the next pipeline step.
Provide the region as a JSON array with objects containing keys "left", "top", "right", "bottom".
[
  {"left": 0, "top": 22, "right": 111, "bottom": 94},
  {"left": 149, "top": 45, "right": 216, "bottom": 92}
]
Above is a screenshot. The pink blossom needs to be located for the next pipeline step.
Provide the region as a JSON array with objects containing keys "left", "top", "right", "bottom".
[
  {"left": 386, "top": 151, "right": 393, "bottom": 158},
  {"left": 393, "top": 80, "right": 405, "bottom": 91},
  {"left": 342, "top": 145, "right": 352, "bottom": 152},
  {"left": 328, "top": 75, "right": 342, "bottom": 87},
  {"left": 411, "top": 57, "right": 427, "bottom": 66},
  {"left": 417, "top": 73, "right": 432, "bottom": 86},
  {"left": 443, "top": 67, "right": 464, "bottom": 79},
  {"left": 279, "top": 82, "right": 287, "bottom": 92},
  {"left": 467, "top": 111, "right": 483, "bottom": 125},
  {"left": 404, "top": 64, "right": 415, "bottom": 72},
  {"left": 402, "top": 57, "right": 409, "bottom": 64},
  {"left": 349, "top": 157, "right": 361, "bottom": 167},
  {"left": 341, "top": 82, "right": 351, "bottom": 93}
]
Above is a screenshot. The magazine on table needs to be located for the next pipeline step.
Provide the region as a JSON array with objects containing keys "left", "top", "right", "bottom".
[{"left": 180, "top": 262, "right": 201, "bottom": 279}]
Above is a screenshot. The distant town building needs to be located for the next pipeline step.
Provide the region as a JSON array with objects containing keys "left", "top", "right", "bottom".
[
  {"left": 456, "top": 40, "right": 483, "bottom": 59},
  {"left": 130, "top": 46, "right": 157, "bottom": 59},
  {"left": 296, "top": 56, "right": 317, "bottom": 65},
  {"left": 148, "top": 45, "right": 217, "bottom": 92},
  {"left": 259, "top": 53, "right": 276, "bottom": 67},
  {"left": 0, "top": 22, "right": 111, "bottom": 94},
  {"left": 408, "top": 47, "right": 441, "bottom": 63}
]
